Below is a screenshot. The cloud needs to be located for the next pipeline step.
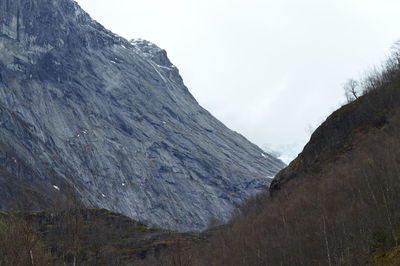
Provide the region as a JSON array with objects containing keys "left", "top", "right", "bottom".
[{"left": 76, "top": 0, "right": 400, "bottom": 162}]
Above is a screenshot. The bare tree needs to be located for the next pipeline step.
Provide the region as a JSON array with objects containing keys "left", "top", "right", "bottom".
[
  {"left": 0, "top": 215, "right": 52, "bottom": 266},
  {"left": 344, "top": 79, "right": 361, "bottom": 102}
]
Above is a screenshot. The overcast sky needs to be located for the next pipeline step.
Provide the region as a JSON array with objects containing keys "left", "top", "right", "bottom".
[{"left": 76, "top": 0, "right": 400, "bottom": 163}]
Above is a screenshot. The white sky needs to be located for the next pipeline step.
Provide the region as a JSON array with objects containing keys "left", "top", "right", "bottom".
[{"left": 76, "top": 0, "right": 400, "bottom": 163}]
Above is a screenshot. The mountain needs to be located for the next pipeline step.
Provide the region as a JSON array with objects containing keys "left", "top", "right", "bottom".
[
  {"left": 0, "top": 0, "right": 285, "bottom": 231},
  {"left": 138, "top": 47, "right": 400, "bottom": 264}
]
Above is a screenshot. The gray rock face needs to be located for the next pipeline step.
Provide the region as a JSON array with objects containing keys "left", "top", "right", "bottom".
[{"left": 0, "top": 0, "right": 285, "bottom": 231}]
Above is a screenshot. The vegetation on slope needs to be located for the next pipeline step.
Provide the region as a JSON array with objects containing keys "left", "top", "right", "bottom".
[
  {"left": 369, "top": 246, "right": 400, "bottom": 266},
  {"left": 2, "top": 37, "right": 400, "bottom": 266},
  {"left": 139, "top": 44, "right": 400, "bottom": 265},
  {"left": 0, "top": 208, "right": 201, "bottom": 266}
]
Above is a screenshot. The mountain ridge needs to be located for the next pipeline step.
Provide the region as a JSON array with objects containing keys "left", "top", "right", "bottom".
[
  {"left": 0, "top": 0, "right": 285, "bottom": 231},
  {"left": 136, "top": 52, "right": 400, "bottom": 265}
]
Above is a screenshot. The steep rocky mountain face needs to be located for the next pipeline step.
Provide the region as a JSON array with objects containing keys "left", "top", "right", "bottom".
[{"left": 0, "top": 0, "right": 285, "bottom": 231}]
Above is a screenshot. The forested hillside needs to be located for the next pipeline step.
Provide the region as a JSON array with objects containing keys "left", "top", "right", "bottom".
[{"left": 140, "top": 44, "right": 400, "bottom": 266}]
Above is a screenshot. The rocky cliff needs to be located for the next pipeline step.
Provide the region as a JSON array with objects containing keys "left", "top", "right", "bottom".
[{"left": 0, "top": 0, "right": 285, "bottom": 231}]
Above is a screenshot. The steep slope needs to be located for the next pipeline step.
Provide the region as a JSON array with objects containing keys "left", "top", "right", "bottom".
[
  {"left": 139, "top": 52, "right": 400, "bottom": 265},
  {"left": 0, "top": 0, "right": 285, "bottom": 231},
  {"left": 270, "top": 81, "right": 400, "bottom": 193}
]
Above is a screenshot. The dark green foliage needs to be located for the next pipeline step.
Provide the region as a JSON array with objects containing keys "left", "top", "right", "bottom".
[{"left": 370, "top": 231, "right": 395, "bottom": 252}]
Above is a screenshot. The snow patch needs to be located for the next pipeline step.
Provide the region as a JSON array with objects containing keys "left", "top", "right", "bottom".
[
  {"left": 53, "top": 185, "right": 60, "bottom": 191},
  {"left": 261, "top": 153, "right": 267, "bottom": 158}
]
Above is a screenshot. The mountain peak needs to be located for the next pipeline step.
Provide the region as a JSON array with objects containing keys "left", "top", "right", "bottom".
[
  {"left": 130, "top": 39, "right": 174, "bottom": 68},
  {"left": 0, "top": 0, "right": 118, "bottom": 49}
]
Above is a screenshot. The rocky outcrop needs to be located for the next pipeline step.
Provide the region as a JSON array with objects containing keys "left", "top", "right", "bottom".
[{"left": 0, "top": 0, "right": 285, "bottom": 231}]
